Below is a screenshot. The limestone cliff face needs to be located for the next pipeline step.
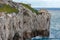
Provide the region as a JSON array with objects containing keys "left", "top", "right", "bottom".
[
  {"left": 0, "top": 0, "right": 11, "bottom": 4},
  {"left": 0, "top": 0, "right": 50, "bottom": 40}
]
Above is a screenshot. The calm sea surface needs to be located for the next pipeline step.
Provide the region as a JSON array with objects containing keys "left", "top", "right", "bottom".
[{"left": 32, "top": 8, "right": 60, "bottom": 40}]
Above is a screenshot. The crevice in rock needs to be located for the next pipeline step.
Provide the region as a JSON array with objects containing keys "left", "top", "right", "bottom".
[
  {"left": 4, "top": 25, "right": 6, "bottom": 30},
  {"left": 13, "top": 32, "right": 20, "bottom": 40},
  {"left": 47, "top": 18, "right": 49, "bottom": 22},
  {"left": 38, "top": 30, "right": 49, "bottom": 37},
  {"left": 23, "top": 11, "right": 29, "bottom": 16},
  {"left": 39, "top": 12, "right": 42, "bottom": 15},
  {"left": 31, "top": 30, "right": 38, "bottom": 37},
  {"left": 19, "top": 21, "right": 21, "bottom": 29},
  {"left": 23, "top": 21, "right": 26, "bottom": 24}
]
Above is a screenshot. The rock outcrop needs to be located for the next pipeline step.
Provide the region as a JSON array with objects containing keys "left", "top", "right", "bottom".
[{"left": 0, "top": 0, "right": 51, "bottom": 40}]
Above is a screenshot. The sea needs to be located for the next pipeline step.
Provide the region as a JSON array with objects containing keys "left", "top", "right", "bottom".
[{"left": 32, "top": 8, "right": 60, "bottom": 40}]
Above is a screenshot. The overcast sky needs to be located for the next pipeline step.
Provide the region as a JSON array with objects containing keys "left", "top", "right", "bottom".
[{"left": 13, "top": 0, "right": 60, "bottom": 8}]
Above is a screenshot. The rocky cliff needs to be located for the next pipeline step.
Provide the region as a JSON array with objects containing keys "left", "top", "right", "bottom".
[{"left": 0, "top": 0, "right": 51, "bottom": 40}]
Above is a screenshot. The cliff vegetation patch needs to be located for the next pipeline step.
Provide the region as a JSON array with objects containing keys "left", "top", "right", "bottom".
[
  {"left": 20, "top": 3, "right": 39, "bottom": 15},
  {"left": 0, "top": 4, "right": 19, "bottom": 13}
]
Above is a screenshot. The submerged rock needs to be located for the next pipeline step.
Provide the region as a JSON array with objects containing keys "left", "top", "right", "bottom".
[{"left": 0, "top": 0, "right": 51, "bottom": 40}]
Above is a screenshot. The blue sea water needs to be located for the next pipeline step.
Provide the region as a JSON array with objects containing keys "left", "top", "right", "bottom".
[{"left": 32, "top": 8, "right": 60, "bottom": 40}]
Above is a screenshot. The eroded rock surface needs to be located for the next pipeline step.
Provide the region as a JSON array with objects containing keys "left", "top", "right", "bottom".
[{"left": 0, "top": 0, "right": 51, "bottom": 40}]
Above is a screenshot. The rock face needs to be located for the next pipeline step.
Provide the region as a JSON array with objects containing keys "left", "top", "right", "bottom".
[
  {"left": 0, "top": 0, "right": 51, "bottom": 40},
  {"left": 0, "top": 0, "right": 12, "bottom": 4}
]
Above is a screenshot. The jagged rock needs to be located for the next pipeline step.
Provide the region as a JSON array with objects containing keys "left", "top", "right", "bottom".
[
  {"left": 0, "top": 0, "right": 12, "bottom": 4},
  {"left": 0, "top": 0, "right": 51, "bottom": 40}
]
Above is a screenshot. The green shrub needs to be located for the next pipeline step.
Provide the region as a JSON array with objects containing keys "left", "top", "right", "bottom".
[
  {"left": 0, "top": 4, "right": 19, "bottom": 14},
  {"left": 20, "top": 3, "right": 39, "bottom": 15}
]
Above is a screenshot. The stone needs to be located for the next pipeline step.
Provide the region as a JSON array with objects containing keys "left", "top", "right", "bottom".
[{"left": 0, "top": 0, "right": 51, "bottom": 40}]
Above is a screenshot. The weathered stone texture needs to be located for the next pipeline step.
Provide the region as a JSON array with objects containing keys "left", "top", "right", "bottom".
[{"left": 0, "top": 0, "right": 51, "bottom": 40}]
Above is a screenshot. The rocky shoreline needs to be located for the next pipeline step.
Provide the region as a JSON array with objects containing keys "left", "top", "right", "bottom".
[{"left": 0, "top": 0, "right": 50, "bottom": 40}]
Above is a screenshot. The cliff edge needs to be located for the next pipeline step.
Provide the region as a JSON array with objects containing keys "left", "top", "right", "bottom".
[{"left": 0, "top": 0, "right": 51, "bottom": 40}]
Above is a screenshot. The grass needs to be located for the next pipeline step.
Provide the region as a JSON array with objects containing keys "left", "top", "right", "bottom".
[
  {"left": 0, "top": 3, "right": 39, "bottom": 14},
  {"left": 0, "top": 4, "right": 19, "bottom": 14},
  {"left": 20, "top": 3, "right": 39, "bottom": 15}
]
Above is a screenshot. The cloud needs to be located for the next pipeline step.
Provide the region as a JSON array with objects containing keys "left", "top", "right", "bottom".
[{"left": 13, "top": 0, "right": 60, "bottom": 8}]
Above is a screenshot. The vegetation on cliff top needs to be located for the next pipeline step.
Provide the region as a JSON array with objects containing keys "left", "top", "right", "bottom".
[
  {"left": 20, "top": 3, "right": 39, "bottom": 15},
  {"left": 0, "top": 4, "right": 19, "bottom": 13},
  {"left": 0, "top": 3, "right": 39, "bottom": 14}
]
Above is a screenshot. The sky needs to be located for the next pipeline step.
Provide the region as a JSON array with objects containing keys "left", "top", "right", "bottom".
[{"left": 13, "top": 0, "right": 60, "bottom": 8}]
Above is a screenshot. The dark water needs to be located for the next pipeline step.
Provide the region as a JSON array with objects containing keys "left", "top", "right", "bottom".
[{"left": 32, "top": 8, "right": 60, "bottom": 40}]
